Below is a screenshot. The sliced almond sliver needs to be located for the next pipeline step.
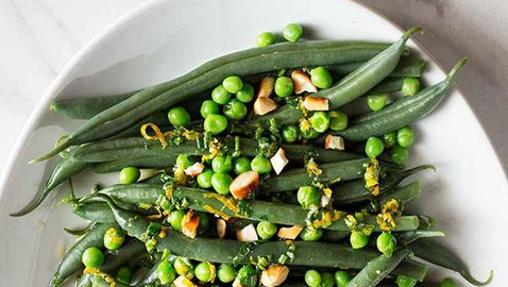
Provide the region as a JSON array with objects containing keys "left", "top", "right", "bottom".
[
  {"left": 254, "top": 97, "right": 278, "bottom": 115},
  {"left": 181, "top": 210, "right": 200, "bottom": 239},
  {"left": 270, "top": 148, "right": 289, "bottom": 175},
  {"left": 184, "top": 162, "right": 205, "bottom": 177},
  {"left": 277, "top": 225, "right": 304, "bottom": 240},
  {"left": 303, "top": 96, "right": 329, "bottom": 111},
  {"left": 230, "top": 171, "right": 260, "bottom": 200},
  {"left": 236, "top": 223, "right": 259, "bottom": 241},
  {"left": 324, "top": 134, "right": 345, "bottom": 150},
  {"left": 257, "top": 77, "right": 275, "bottom": 98},
  {"left": 216, "top": 219, "right": 227, "bottom": 239},
  {"left": 291, "top": 70, "right": 317, "bottom": 94},
  {"left": 261, "top": 265, "right": 289, "bottom": 287}
]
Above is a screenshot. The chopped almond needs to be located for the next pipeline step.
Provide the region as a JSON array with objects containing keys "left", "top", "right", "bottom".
[
  {"left": 174, "top": 275, "right": 198, "bottom": 287},
  {"left": 233, "top": 278, "right": 243, "bottom": 287},
  {"left": 254, "top": 97, "right": 278, "bottom": 115},
  {"left": 303, "top": 96, "right": 329, "bottom": 111},
  {"left": 324, "top": 134, "right": 345, "bottom": 150},
  {"left": 184, "top": 162, "right": 205, "bottom": 177},
  {"left": 216, "top": 219, "right": 227, "bottom": 239},
  {"left": 260, "top": 265, "right": 289, "bottom": 287},
  {"left": 277, "top": 225, "right": 304, "bottom": 239},
  {"left": 181, "top": 210, "right": 200, "bottom": 239},
  {"left": 270, "top": 148, "right": 289, "bottom": 175},
  {"left": 291, "top": 70, "right": 317, "bottom": 94},
  {"left": 257, "top": 77, "right": 275, "bottom": 98},
  {"left": 236, "top": 223, "right": 259, "bottom": 241},
  {"left": 230, "top": 171, "right": 260, "bottom": 200}
]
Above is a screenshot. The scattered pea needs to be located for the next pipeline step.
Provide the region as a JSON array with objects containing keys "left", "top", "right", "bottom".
[
  {"left": 376, "top": 232, "right": 397, "bottom": 257},
  {"left": 257, "top": 32, "right": 276, "bottom": 47},
  {"left": 176, "top": 154, "right": 192, "bottom": 169},
  {"left": 329, "top": 111, "right": 348, "bottom": 131},
  {"left": 174, "top": 257, "right": 193, "bottom": 276},
  {"left": 300, "top": 226, "right": 323, "bottom": 241},
  {"left": 224, "top": 99, "right": 248, "bottom": 120},
  {"left": 310, "top": 67, "right": 333, "bottom": 89},
  {"left": 157, "top": 261, "right": 176, "bottom": 284},
  {"left": 81, "top": 247, "right": 104, "bottom": 268},
  {"left": 200, "top": 99, "right": 220, "bottom": 118},
  {"left": 197, "top": 168, "right": 214, "bottom": 189},
  {"left": 391, "top": 144, "right": 409, "bottom": 165},
  {"left": 118, "top": 166, "right": 140, "bottom": 184},
  {"left": 250, "top": 155, "right": 272, "bottom": 174},
  {"left": 367, "top": 94, "right": 388, "bottom": 111},
  {"left": 305, "top": 270, "right": 321, "bottom": 287},
  {"left": 282, "top": 125, "right": 300, "bottom": 143},
  {"left": 211, "top": 85, "right": 232, "bottom": 105},
  {"left": 283, "top": 23, "right": 303, "bottom": 42},
  {"left": 350, "top": 231, "right": 369, "bottom": 249},
  {"left": 167, "top": 106, "right": 191, "bottom": 126},
  {"left": 223, "top": 76, "right": 244, "bottom": 93},
  {"left": 397, "top": 126, "right": 415, "bottom": 147},
  {"left": 195, "top": 262, "right": 215, "bottom": 283},
  {"left": 274, "top": 76, "right": 294, "bottom": 97},
  {"left": 320, "top": 272, "right": 335, "bottom": 287},
  {"left": 297, "top": 186, "right": 320, "bottom": 210},
  {"left": 334, "top": 271, "right": 352, "bottom": 287},
  {"left": 204, "top": 114, "right": 228, "bottom": 135},
  {"left": 256, "top": 221, "right": 278, "bottom": 240},
  {"left": 168, "top": 210, "right": 185, "bottom": 231},
  {"left": 103, "top": 227, "right": 125, "bottom": 251},
  {"left": 212, "top": 155, "right": 233, "bottom": 173},
  {"left": 211, "top": 172, "right": 233, "bottom": 195},
  {"left": 309, "top": 111, "right": 330, "bottom": 133},
  {"left": 236, "top": 83, "right": 255, "bottom": 103},
  {"left": 383, "top": 131, "right": 397, "bottom": 148},
  {"left": 218, "top": 264, "right": 237, "bottom": 283},
  {"left": 237, "top": 265, "right": 258, "bottom": 287},
  {"left": 234, "top": 157, "right": 251, "bottom": 175},
  {"left": 365, "top": 136, "right": 384, "bottom": 158},
  {"left": 395, "top": 275, "right": 418, "bottom": 287},
  {"left": 401, "top": 77, "right": 420, "bottom": 96}
]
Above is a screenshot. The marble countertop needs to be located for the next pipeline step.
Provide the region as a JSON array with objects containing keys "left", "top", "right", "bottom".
[{"left": 1, "top": 0, "right": 507, "bottom": 176}]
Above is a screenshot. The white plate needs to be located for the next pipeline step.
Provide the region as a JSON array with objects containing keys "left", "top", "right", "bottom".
[{"left": 1, "top": 0, "right": 507, "bottom": 285}]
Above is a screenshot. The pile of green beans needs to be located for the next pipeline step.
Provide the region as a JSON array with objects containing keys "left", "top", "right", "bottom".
[{"left": 12, "top": 24, "right": 492, "bottom": 287}]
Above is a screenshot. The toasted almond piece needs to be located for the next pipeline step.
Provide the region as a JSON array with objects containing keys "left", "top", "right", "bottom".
[
  {"left": 216, "top": 218, "right": 227, "bottom": 239},
  {"left": 270, "top": 148, "right": 289, "bottom": 175},
  {"left": 184, "top": 162, "right": 205, "bottom": 177},
  {"left": 324, "top": 134, "right": 345, "bottom": 150},
  {"left": 261, "top": 265, "right": 290, "bottom": 287},
  {"left": 303, "top": 96, "right": 329, "bottom": 111},
  {"left": 291, "top": 70, "right": 317, "bottom": 94},
  {"left": 233, "top": 278, "right": 243, "bottom": 287},
  {"left": 230, "top": 171, "right": 260, "bottom": 200},
  {"left": 320, "top": 195, "right": 331, "bottom": 207},
  {"left": 174, "top": 275, "right": 198, "bottom": 287},
  {"left": 257, "top": 77, "right": 275, "bottom": 98},
  {"left": 181, "top": 210, "right": 200, "bottom": 239},
  {"left": 254, "top": 97, "right": 278, "bottom": 116},
  {"left": 277, "top": 225, "right": 304, "bottom": 239},
  {"left": 236, "top": 223, "right": 259, "bottom": 241}
]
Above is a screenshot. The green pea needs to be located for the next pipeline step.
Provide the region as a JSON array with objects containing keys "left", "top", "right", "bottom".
[
  {"left": 397, "top": 126, "right": 415, "bottom": 147},
  {"left": 119, "top": 166, "right": 140, "bottom": 184},
  {"left": 350, "top": 231, "right": 369, "bottom": 249},
  {"left": 211, "top": 172, "right": 233, "bottom": 195},
  {"left": 329, "top": 111, "right": 348, "bottom": 131},
  {"left": 115, "top": 266, "right": 133, "bottom": 285},
  {"left": 402, "top": 77, "right": 420, "bottom": 96},
  {"left": 81, "top": 247, "right": 104, "bottom": 268},
  {"left": 211, "top": 85, "right": 232, "bottom": 105},
  {"left": 310, "top": 67, "right": 333, "bottom": 89},
  {"left": 200, "top": 100, "right": 220, "bottom": 119},
  {"left": 297, "top": 186, "right": 320, "bottom": 210},
  {"left": 320, "top": 272, "right": 335, "bottom": 287},
  {"left": 157, "top": 261, "right": 176, "bottom": 284},
  {"left": 274, "top": 76, "right": 294, "bottom": 97},
  {"left": 218, "top": 264, "right": 237, "bottom": 283},
  {"left": 383, "top": 132, "right": 397, "bottom": 148},
  {"left": 174, "top": 257, "right": 193, "bottom": 276},
  {"left": 334, "top": 271, "right": 352, "bottom": 287},
  {"left": 168, "top": 210, "right": 185, "bottom": 231},
  {"left": 224, "top": 99, "right": 248, "bottom": 120},
  {"left": 305, "top": 270, "right": 321, "bottom": 287},
  {"left": 236, "top": 83, "right": 255, "bottom": 103},
  {"left": 282, "top": 125, "right": 300, "bottom": 143},
  {"left": 237, "top": 265, "right": 258, "bottom": 287},
  {"left": 204, "top": 114, "right": 228, "bottom": 135},
  {"left": 223, "top": 76, "right": 244, "bottom": 94},
  {"left": 283, "top": 23, "right": 303, "bottom": 42},
  {"left": 367, "top": 94, "right": 388, "bottom": 111},
  {"left": 376, "top": 232, "right": 397, "bottom": 257},
  {"left": 300, "top": 226, "right": 323, "bottom": 241},
  {"left": 103, "top": 227, "right": 125, "bottom": 251},
  {"left": 440, "top": 278, "right": 457, "bottom": 287},
  {"left": 309, "top": 112, "right": 330, "bottom": 133},
  {"left": 257, "top": 32, "right": 276, "bottom": 47},
  {"left": 256, "top": 221, "right": 278, "bottom": 240},
  {"left": 365, "top": 136, "right": 384, "bottom": 158},
  {"left": 234, "top": 157, "right": 251, "bottom": 175},
  {"left": 197, "top": 168, "right": 214, "bottom": 189},
  {"left": 212, "top": 155, "right": 233, "bottom": 173},
  {"left": 176, "top": 154, "right": 192, "bottom": 169},
  {"left": 195, "top": 262, "right": 215, "bottom": 283},
  {"left": 391, "top": 144, "right": 409, "bottom": 165},
  {"left": 395, "top": 275, "right": 417, "bottom": 287},
  {"left": 250, "top": 155, "right": 272, "bottom": 174},
  {"left": 167, "top": 106, "right": 191, "bottom": 127}
]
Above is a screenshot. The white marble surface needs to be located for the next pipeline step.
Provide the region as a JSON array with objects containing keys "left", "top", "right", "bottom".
[{"left": 1, "top": 0, "right": 508, "bottom": 177}]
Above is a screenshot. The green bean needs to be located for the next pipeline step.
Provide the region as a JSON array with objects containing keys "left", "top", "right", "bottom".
[
  {"left": 328, "top": 57, "right": 426, "bottom": 78},
  {"left": 366, "top": 77, "right": 403, "bottom": 95},
  {"left": 332, "top": 165, "right": 433, "bottom": 205},
  {"left": 339, "top": 58, "right": 467, "bottom": 141},
  {"left": 63, "top": 223, "right": 93, "bottom": 237},
  {"left": 72, "top": 201, "right": 116, "bottom": 223},
  {"left": 93, "top": 156, "right": 175, "bottom": 173},
  {"left": 49, "top": 223, "right": 117, "bottom": 287},
  {"left": 99, "top": 184, "right": 419, "bottom": 232},
  {"left": 252, "top": 27, "right": 420, "bottom": 127},
  {"left": 35, "top": 41, "right": 391, "bottom": 162},
  {"left": 74, "top": 273, "right": 109, "bottom": 287},
  {"left": 50, "top": 94, "right": 133, "bottom": 120},
  {"left": 399, "top": 230, "right": 445, "bottom": 245},
  {"left": 410, "top": 239, "right": 493, "bottom": 286},
  {"left": 346, "top": 248, "right": 411, "bottom": 287},
  {"left": 10, "top": 154, "right": 88, "bottom": 216}
]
